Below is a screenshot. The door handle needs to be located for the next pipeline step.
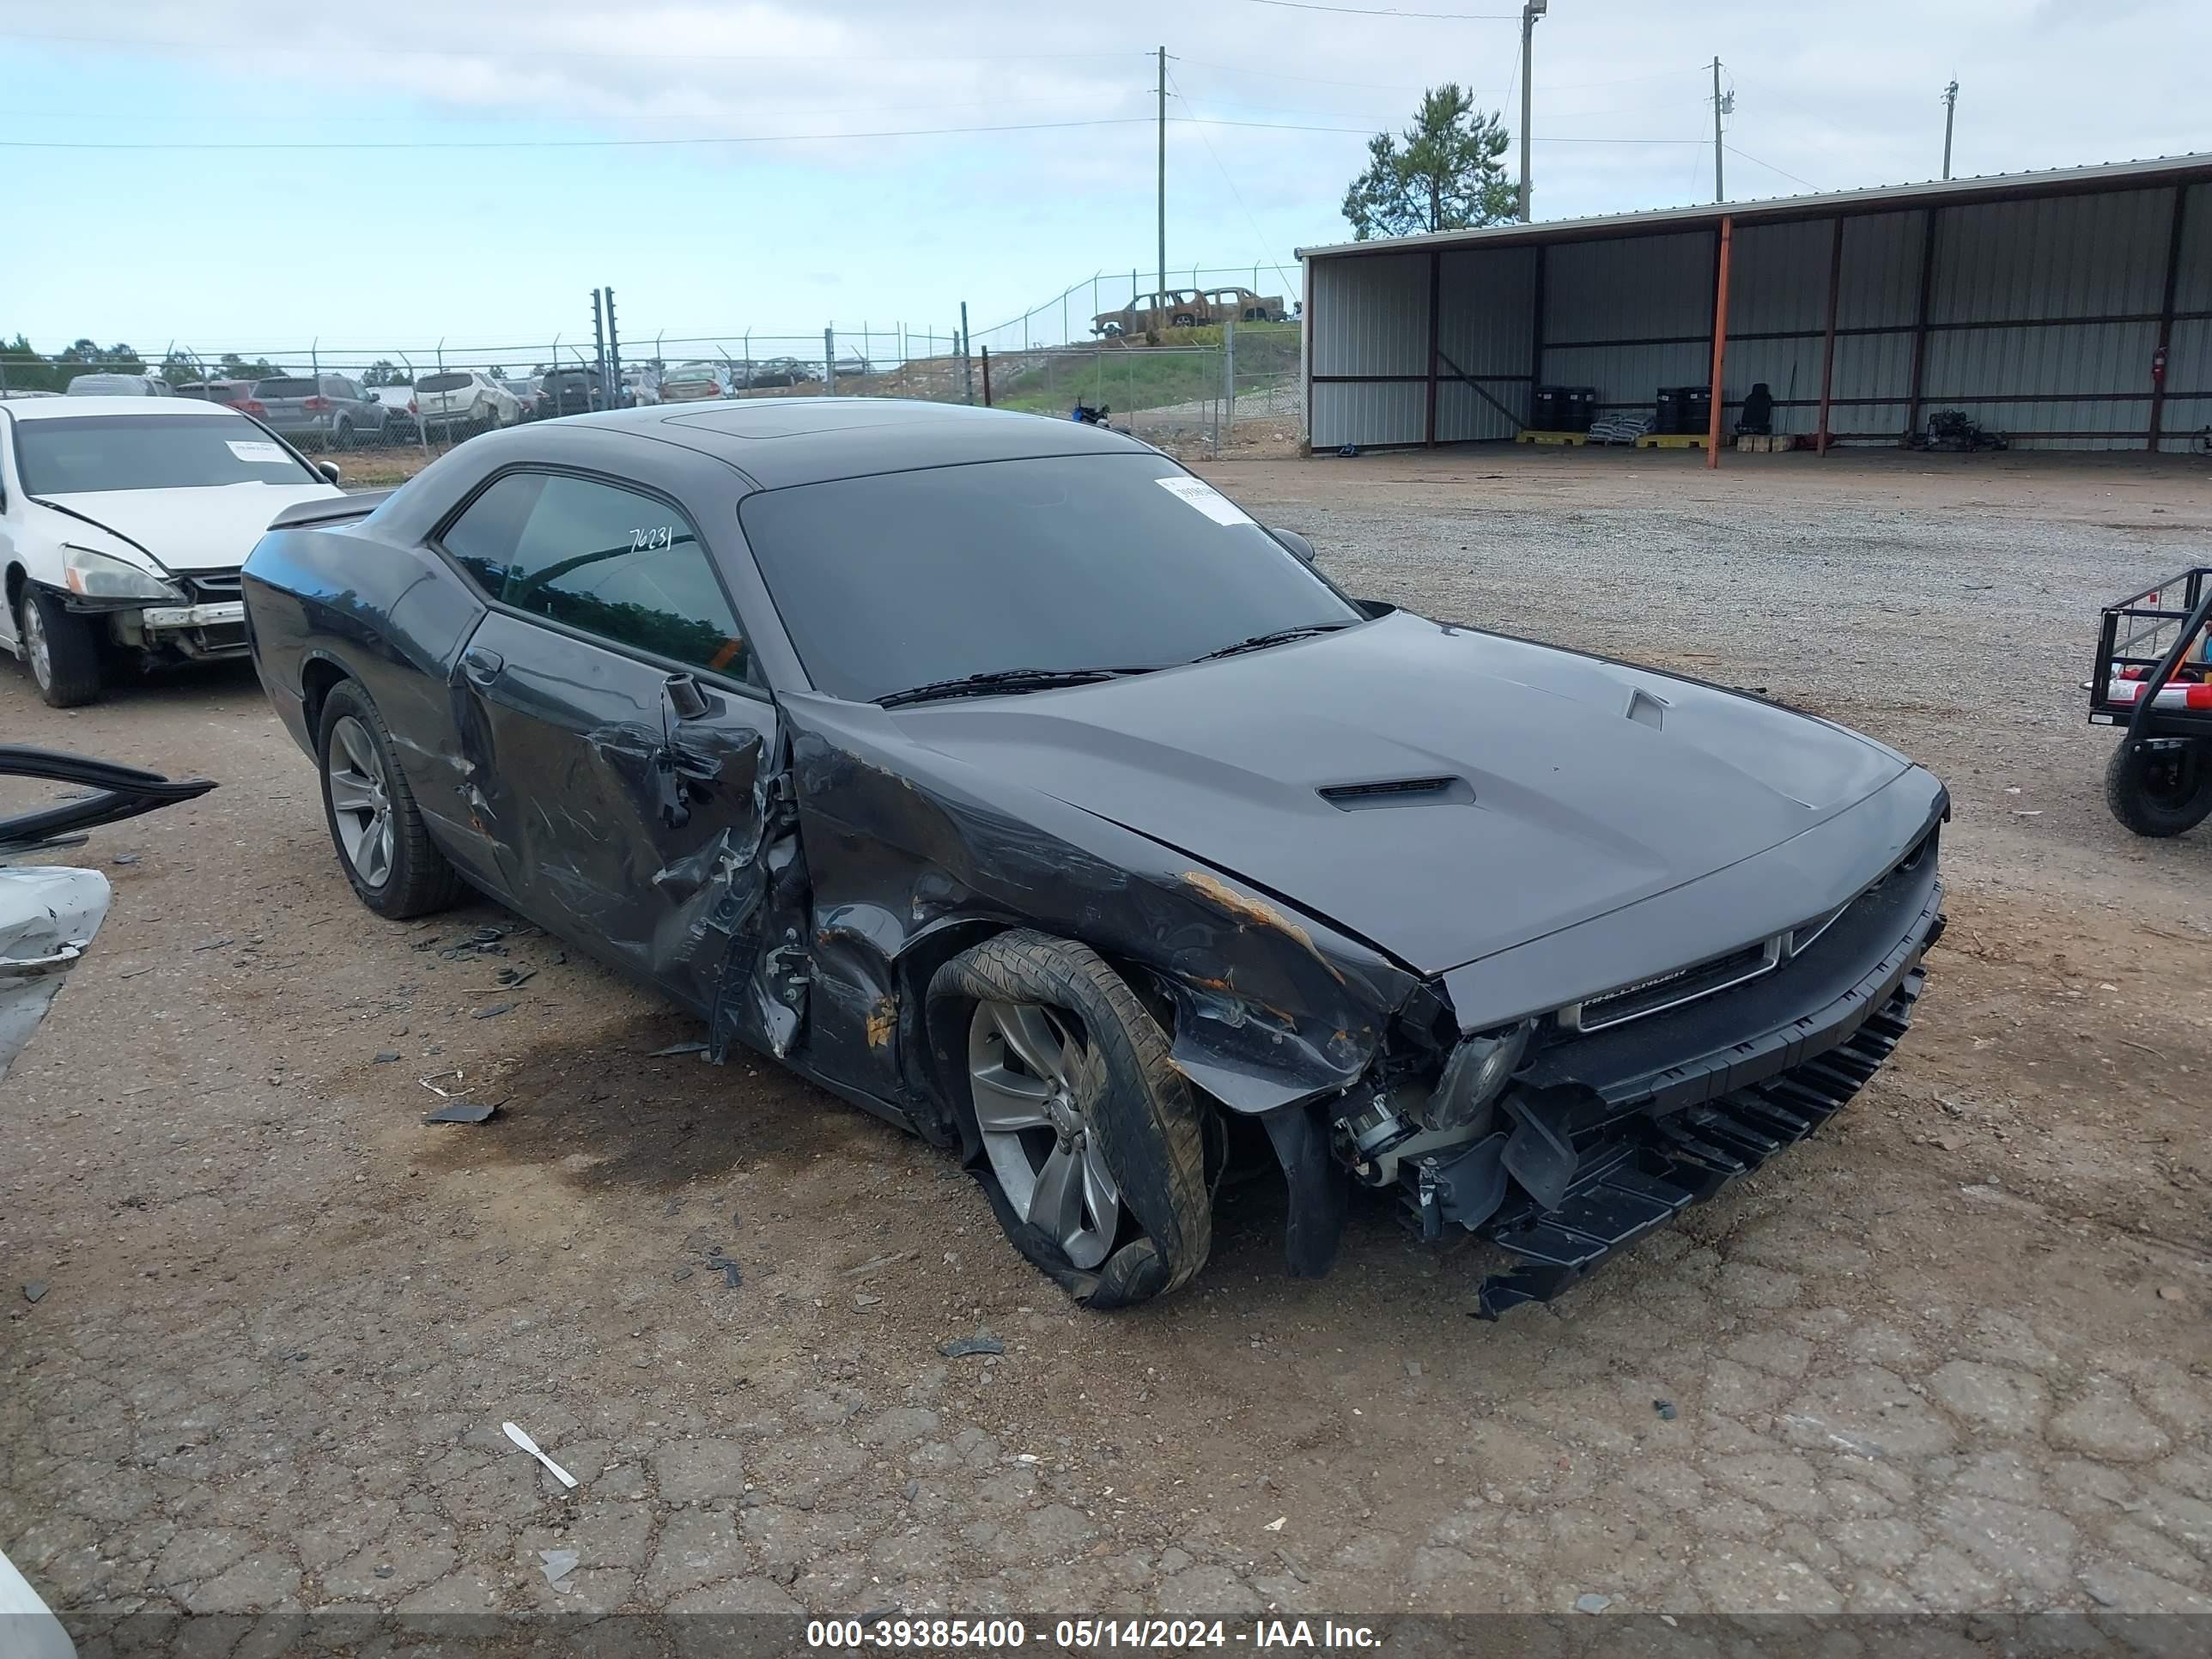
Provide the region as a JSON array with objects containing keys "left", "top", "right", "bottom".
[{"left": 460, "top": 646, "right": 504, "bottom": 685}]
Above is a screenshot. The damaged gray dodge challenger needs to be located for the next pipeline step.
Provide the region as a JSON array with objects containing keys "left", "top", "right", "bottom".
[{"left": 241, "top": 399, "right": 1946, "bottom": 1315}]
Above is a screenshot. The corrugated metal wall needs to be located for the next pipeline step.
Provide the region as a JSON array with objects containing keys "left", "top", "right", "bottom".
[
  {"left": 1305, "top": 175, "right": 2209, "bottom": 452},
  {"left": 1436, "top": 246, "right": 1536, "bottom": 441}
]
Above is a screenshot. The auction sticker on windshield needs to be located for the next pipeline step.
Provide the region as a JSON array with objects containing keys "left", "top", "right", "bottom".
[
  {"left": 1154, "top": 476, "right": 1255, "bottom": 527},
  {"left": 226, "top": 440, "right": 289, "bottom": 463}
]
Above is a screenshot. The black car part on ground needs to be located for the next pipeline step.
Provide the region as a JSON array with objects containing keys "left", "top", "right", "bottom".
[
  {"left": 240, "top": 399, "right": 1949, "bottom": 1314},
  {"left": 0, "top": 747, "right": 218, "bottom": 855}
]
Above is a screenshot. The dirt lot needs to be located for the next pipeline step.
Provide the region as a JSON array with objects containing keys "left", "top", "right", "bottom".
[{"left": 3, "top": 448, "right": 2209, "bottom": 1638}]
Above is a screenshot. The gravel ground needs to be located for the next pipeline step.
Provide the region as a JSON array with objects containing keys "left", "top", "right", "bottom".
[{"left": 3, "top": 447, "right": 2209, "bottom": 1641}]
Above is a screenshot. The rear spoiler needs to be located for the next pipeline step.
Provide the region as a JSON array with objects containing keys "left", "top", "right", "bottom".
[{"left": 266, "top": 489, "right": 395, "bottom": 532}]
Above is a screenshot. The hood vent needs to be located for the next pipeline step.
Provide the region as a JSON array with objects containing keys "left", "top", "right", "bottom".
[{"left": 1319, "top": 775, "right": 1474, "bottom": 811}]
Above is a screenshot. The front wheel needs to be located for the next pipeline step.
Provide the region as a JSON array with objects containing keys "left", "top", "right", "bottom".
[
  {"left": 930, "top": 932, "right": 1212, "bottom": 1309},
  {"left": 18, "top": 587, "right": 104, "bottom": 708},
  {"left": 2106, "top": 738, "right": 2212, "bottom": 837},
  {"left": 329, "top": 419, "right": 353, "bottom": 451}
]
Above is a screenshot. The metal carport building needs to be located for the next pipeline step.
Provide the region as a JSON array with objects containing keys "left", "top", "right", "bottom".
[{"left": 1297, "top": 152, "right": 2212, "bottom": 456}]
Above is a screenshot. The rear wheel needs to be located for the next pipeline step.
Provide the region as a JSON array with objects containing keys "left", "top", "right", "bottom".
[
  {"left": 930, "top": 931, "right": 1212, "bottom": 1309},
  {"left": 317, "top": 679, "right": 467, "bottom": 917},
  {"left": 2106, "top": 738, "right": 2212, "bottom": 837},
  {"left": 1170, "top": 312, "right": 1197, "bottom": 327},
  {"left": 18, "top": 586, "right": 103, "bottom": 708}
]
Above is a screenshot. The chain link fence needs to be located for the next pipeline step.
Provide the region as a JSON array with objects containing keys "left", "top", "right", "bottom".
[{"left": 1, "top": 282, "right": 1307, "bottom": 469}]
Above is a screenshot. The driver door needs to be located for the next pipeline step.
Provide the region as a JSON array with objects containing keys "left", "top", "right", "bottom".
[{"left": 437, "top": 469, "right": 790, "bottom": 1025}]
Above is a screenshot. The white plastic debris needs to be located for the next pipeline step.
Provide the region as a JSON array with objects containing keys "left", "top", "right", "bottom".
[
  {"left": 538, "top": 1548, "right": 579, "bottom": 1589},
  {"left": 505, "top": 1421, "right": 578, "bottom": 1488},
  {"left": 1263, "top": 1516, "right": 1287, "bottom": 1533}
]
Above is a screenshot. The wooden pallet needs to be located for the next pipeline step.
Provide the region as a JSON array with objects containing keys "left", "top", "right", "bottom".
[
  {"left": 1516, "top": 429, "right": 1588, "bottom": 446},
  {"left": 1635, "top": 433, "right": 1709, "bottom": 449}
]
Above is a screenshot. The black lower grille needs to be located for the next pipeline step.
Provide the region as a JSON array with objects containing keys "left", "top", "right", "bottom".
[
  {"left": 180, "top": 573, "right": 242, "bottom": 604},
  {"left": 1471, "top": 964, "right": 1926, "bottom": 1318}
]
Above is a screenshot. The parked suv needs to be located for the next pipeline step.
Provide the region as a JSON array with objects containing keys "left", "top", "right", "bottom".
[
  {"left": 538, "top": 367, "right": 606, "bottom": 418},
  {"left": 414, "top": 370, "right": 518, "bottom": 431},
  {"left": 1091, "top": 289, "right": 1206, "bottom": 336},
  {"left": 247, "top": 374, "right": 386, "bottom": 449}
]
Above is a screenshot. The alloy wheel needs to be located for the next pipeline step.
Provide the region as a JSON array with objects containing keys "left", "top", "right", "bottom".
[
  {"left": 325, "top": 714, "right": 395, "bottom": 888},
  {"left": 20, "top": 599, "right": 52, "bottom": 692},
  {"left": 967, "top": 1000, "right": 1124, "bottom": 1269}
]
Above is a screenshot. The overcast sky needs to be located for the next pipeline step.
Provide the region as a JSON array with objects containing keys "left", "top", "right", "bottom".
[{"left": 6, "top": 0, "right": 2207, "bottom": 368}]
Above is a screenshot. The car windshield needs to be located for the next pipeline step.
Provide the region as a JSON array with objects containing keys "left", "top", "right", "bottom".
[
  {"left": 15, "top": 412, "right": 321, "bottom": 494},
  {"left": 665, "top": 364, "right": 716, "bottom": 380},
  {"left": 255, "top": 378, "right": 314, "bottom": 398},
  {"left": 738, "top": 453, "right": 1361, "bottom": 703},
  {"left": 418, "top": 373, "right": 471, "bottom": 392}
]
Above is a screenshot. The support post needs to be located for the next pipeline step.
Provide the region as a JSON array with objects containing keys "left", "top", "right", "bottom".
[
  {"left": 960, "top": 301, "right": 973, "bottom": 404},
  {"left": 1711, "top": 58, "right": 1724, "bottom": 204},
  {"left": 1517, "top": 2, "right": 1540, "bottom": 221},
  {"left": 981, "top": 347, "right": 992, "bottom": 407},
  {"left": 2149, "top": 185, "right": 2189, "bottom": 453},
  {"left": 1816, "top": 215, "right": 1844, "bottom": 456},
  {"left": 1157, "top": 47, "right": 1167, "bottom": 316},
  {"left": 1425, "top": 249, "right": 1441, "bottom": 447},
  {"left": 1224, "top": 317, "right": 1236, "bottom": 438},
  {"left": 1705, "top": 216, "right": 1733, "bottom": 470},
  {"left": 823, "top": 327, "right": 836, "bottom": 397},
  {"left": 1905, "top": 208, "right": 1939, "bottom": 440},
  {"left": 1941, "top": 81, "right": 1959, "bottom": 180}
]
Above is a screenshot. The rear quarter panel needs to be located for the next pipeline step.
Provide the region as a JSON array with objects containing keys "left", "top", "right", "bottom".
[{"left": 243, "top": 516, "right": 487, "bottom": 847}]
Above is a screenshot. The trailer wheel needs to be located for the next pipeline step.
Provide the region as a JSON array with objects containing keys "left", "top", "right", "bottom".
[{"left": 2106, "top": 738, "right": 2212, "bottom": 837}]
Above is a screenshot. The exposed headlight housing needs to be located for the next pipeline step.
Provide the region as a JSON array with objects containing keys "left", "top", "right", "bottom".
[
  {"left": 1415, "top": 1020, "right": 1534, "bottom": 1133},
  {"left": 61, "top": 544, "right": 183, "bottom": 603}
]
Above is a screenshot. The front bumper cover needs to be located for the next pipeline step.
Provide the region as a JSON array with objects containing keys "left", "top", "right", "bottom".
[{"left": 1406, "top": 848, "right": 1945, "bottom": 1316}]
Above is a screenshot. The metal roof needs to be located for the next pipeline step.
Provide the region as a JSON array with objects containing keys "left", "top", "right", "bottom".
[{"left": 1297, "top": 151, "right": 2212, "bottom": 262}]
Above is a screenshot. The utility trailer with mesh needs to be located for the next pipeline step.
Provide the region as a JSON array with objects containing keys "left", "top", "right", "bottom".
[{"left": 2090, "top": 565, "right": 2212, "bottom": 836}]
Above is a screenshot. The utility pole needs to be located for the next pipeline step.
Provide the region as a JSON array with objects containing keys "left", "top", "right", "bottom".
[
  {"left": 1711, "top": 58, "right": 1732, "bottom": 204},
  {"left": 1157, "top": 46, "right": 1167, "bottom": 316},
  {"left": 1519, "top": 1, "right": 1545, "bottom": 222},
  {"left": 1941, "top": 80, "right": 1959, "bottom": 180}
]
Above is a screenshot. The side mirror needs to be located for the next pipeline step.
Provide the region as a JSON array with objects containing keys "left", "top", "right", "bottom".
[
  {"left": 1269, "top": 526, "right": 1316, "bottom": 562},
  {"left": 317, "top": 460, "right": 343, "bottom": 485}
]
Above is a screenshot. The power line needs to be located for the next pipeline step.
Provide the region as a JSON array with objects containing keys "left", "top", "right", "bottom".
[
  {"left": 0, "top": 117, "right": 1153, "bottom": 151},
  {"left": 1723, "top": 143, "right": 1823, "bottom": 192},
  {"left": 0, "top": 29, "right": 1143, "bottom": 65},
  {"left": 1232, "top": 0, "right": 1513, "bottom": 15},
  {"left": 0, "top": 114, "right": 1716, "bottom": 151},
  {"left": 1166, "top": 72, "right": 1301, "bottom": 295}
]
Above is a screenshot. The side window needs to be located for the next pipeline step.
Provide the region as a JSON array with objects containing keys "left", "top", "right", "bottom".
[{"left": 440, "top": 473, "right": 754, "bottom": 681}]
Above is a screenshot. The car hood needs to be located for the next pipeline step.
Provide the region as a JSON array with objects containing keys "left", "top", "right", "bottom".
[
  {"left": 889, "top": 611, "right": 1908, "bottom": 977},
  {"left": 34, "top": 483, "right": 344, "bottom": 573}
]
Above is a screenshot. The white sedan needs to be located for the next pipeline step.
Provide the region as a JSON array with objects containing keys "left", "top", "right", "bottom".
[{"left": 0, "top": 397, "right": 343, "bottom": 707}]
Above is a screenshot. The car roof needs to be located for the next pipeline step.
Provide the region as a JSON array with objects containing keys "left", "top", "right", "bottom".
[
  {"left": 4, "top": 396, "right": 251, "bottom": 422},
  {"left": 560, "top": 397, "right": 1146, "bottom": 490}
]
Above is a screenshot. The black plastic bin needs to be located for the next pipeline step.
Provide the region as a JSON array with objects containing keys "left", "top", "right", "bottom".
[{"left": 1531, "top": 385, "right": 1595, "bottom": 433}]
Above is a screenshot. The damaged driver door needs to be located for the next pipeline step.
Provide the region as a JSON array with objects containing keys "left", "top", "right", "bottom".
[{"left": 439, "top": 471, "right": 799, "bottom": 1041}]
